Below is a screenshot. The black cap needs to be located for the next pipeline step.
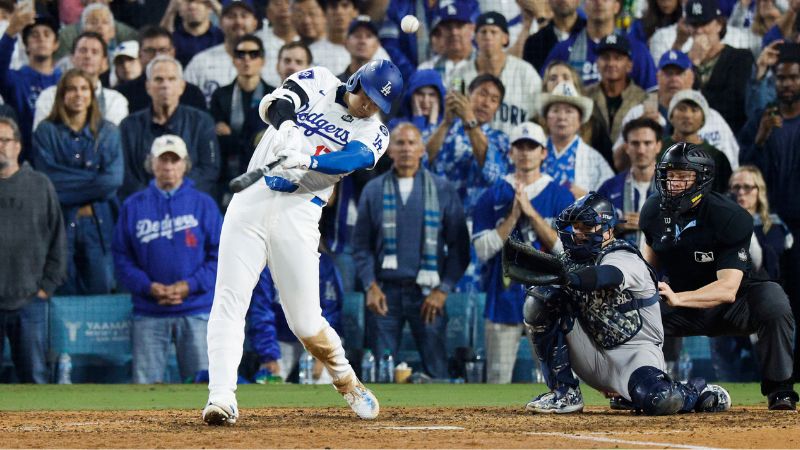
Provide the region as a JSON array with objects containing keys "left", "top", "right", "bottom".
[
  {"left": 684, "top": 0, "right": 722, "bottom": 26},
  {"left": 22, "top": 15, "right": 59, "bottom": 43},
  {"left": 221, "top": 0, "right": 256, "bottom": 17},
  {"left": 347, "top": 15, "right": 379, "bottom": 37},
  {"left": 475, "top": 11, "right": 508, "bottom": 35},
  {"left": 596, "top": 33, "right": 631, "bottom": 57},
  {"left": 778, "top": 43, "right": 800, "bottom": 65}
]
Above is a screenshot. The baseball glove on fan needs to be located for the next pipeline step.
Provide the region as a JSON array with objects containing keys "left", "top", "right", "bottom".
[{"left": 502, "top": 238, "right": 568, "bottom": 286}]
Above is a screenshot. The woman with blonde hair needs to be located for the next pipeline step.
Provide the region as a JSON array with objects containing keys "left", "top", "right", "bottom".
[
  {"left": 729, "top": 165, "right": 793, "bottom": 280},
  {"left": 32, "top": 68, "right": 123, "bottom": 295},
  {"left": 539, "top": 60, "right": 613, "bottom": 168}
]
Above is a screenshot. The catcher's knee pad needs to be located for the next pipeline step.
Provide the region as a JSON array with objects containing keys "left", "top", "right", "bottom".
[
  {"left": 628, "top": 366, "right": 684, "bottom": 416},
  {"left": 523, "top": 286, "right": 566, "bottom": 332}
]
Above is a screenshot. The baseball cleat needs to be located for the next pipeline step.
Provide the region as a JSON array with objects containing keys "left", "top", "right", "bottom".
[
  {"left": 526, "top": 386, "right": 584, "bottom": 414},
  {"left": 202, "top": 402, "right": 239, "bottom": 426},
  {"left": 341, "top": 382, "right": 380, "bottom": 420},
  {"left": 609, "top": 396, "right": 636, "bottom": 411},
  {"left": 695, "top": 384, "right": 731, "bottom": 412},
  {"left": 768, "top": 391, "right": 799, "bottom": 411}
]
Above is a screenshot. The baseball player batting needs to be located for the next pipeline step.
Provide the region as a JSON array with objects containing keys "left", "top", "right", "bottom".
[
  {"left": 202, "top": 60, "right": 403, "bottom": 425},
  {"left": 506, "top": 192, "right": 732, "bottom": 415}
]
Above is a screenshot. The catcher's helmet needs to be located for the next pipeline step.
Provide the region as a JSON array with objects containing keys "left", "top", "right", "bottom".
[
  {"left": 655, "top": 142, "right": 715, "bottom": 215},
  {"left": 346, "top": 59, "right": 404, "bottom": 114},
  {"left": 556, "top": 192, "right": 618, "bottom": 262}
]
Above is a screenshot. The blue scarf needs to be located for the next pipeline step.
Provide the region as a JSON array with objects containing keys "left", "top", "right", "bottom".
[{"left": 381, "top": 170, "right": 440, "bottom": 290}]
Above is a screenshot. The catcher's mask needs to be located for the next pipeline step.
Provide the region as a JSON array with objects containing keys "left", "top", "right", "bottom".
[
  {"left": 656, "top": 141, "right": 714, "bottom": 216},
  {"left": 556, "top": 192, "right": 618, "bottom": 262}
]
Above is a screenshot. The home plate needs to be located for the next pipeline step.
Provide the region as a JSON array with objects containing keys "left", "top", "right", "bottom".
[{"left": 382, "top": 426, "right": 464, "bottom": 431}]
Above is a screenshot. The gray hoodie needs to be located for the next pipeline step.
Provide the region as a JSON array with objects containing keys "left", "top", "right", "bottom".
[{"left": 0, "top": 163, "right": 66, "bottom": 310}]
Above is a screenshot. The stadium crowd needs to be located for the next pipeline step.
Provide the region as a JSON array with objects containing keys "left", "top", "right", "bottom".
[{"left": 0, "top": 0, "right": 798, "bottom": 404}]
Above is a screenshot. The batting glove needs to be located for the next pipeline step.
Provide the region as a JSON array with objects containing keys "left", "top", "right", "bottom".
[{"left": 275, "top": 147, "right": 312, "bottom": 170}]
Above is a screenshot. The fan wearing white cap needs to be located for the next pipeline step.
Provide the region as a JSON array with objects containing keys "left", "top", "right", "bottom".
[
  {"left": 538, "top": 81, "right": 614, "bottom": 198},
  {"left": 112, "top": 40, "right": 142, "bottom": 87},
  {"left": 112, "top": 133, "right": 223, "bottom": 386},
  {"left": 472, "top": 121, "right": 574, "bottom": 384},
  {"left": 663, "top": 89, "right": 732, "bottom": 193}
]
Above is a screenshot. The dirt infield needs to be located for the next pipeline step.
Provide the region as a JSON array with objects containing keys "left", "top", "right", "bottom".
[{"left": 0, "top": 406, "right": 798, "bottom": 448}]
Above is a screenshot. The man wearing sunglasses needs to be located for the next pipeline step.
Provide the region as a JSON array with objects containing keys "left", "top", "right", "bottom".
[{"left": 210, "top": 34, "right": 275, "bottom": 208}]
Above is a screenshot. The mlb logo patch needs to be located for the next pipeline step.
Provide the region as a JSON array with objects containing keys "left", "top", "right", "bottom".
[
  {"left": 299, "top": 70, "right": 314, "bottom": 79},
  {"left": 694, "top": 251, "right": 714, "bottom": 263},
  {"left": 380, "top": 125, "right": 389, "bottom": 136}
]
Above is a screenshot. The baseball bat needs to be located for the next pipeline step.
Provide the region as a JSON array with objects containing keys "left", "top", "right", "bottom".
[{"left": 229, "top": 158, "right": 284, "bottom": 193}]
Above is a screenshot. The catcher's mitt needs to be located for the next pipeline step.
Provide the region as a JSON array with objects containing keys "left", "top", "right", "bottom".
[{"left": 502, "top": 238, "right": 568, "bottom": 286}]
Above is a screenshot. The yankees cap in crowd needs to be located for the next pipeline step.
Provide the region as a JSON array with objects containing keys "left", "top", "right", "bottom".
[
  {"left": 668, "top": 89, "right": 711, "bottom": 122},
  {"left": 113, "top": 41, "right": 139, "bottom": 62},
  {"left": 22, "top": 14, "right": 59, "bottom": 43},
  {"left": 151, "top": 134, "right": 188, "bottom": 159},
  {"left": 658, "top": 50, "right": 692, "bottom": 71},
  {"left": 510, "top": 122, "right": 547, "bottom": 147},
  {"left": 596, "top": 33, "right": 632, "bottom": 57},
  {"left": 348, "top": 15, "right": 379, "bottom": 36},
  {"left": 431, "top": 0, "right": 475, "bottom": 31},
  {"left": 475, "top": 11, "right": 509, "bottom": 35},
  {"left": 684, "top": 0, "right": 722, "bottom": 26}
]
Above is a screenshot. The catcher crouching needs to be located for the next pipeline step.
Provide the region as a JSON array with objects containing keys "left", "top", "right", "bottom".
[{"left": 503, "top": 192, "right": 731, "bottom": 415}]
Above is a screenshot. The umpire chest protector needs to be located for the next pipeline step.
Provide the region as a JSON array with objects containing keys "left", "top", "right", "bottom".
[{"left": 565, "top": 239, "right": 659, "bottom": 349}]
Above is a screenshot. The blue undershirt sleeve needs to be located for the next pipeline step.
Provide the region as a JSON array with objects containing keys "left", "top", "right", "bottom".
[{"left": 309, "top": 140, "right": 374, "bottom": 175}]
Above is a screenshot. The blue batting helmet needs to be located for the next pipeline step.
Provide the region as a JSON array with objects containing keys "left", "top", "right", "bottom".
[{"left": 345, "top": 59, "right": 404, "bottom": 114}]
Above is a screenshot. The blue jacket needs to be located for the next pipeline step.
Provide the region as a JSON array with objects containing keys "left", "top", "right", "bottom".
[
  {"left": 119, "top": 105, "right": 220, "bottom": 199},
  {"left": 112, "top": 179, "right": 222, "bottom": 317},
  {"left": 378, "top": 0, "right": 480, "bottom": 82},
  {"left": 246, "top": 253, "right": 344, "bottom": 363},
  {"left": 32, "top": 120, "right": 123, "bottom": 251},
  {"left": 472, "top": 176, "right": 573, "bottom": 324},
  {"left": 0, "top": 33, "right": 61, "bottom": 156},
  {"left": 597, "top": 170, "right": 656, "bottom": 245},
  {"left": 386, "top": 69, "right": 446, "bottom": 143},
  {"left": 542, "top": 31, "right": 657, "bottom": 90}
]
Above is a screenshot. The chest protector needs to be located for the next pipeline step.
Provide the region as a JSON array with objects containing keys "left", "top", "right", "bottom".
[{"left": 563, "top": 239, "right": 659, "bottom": 349}]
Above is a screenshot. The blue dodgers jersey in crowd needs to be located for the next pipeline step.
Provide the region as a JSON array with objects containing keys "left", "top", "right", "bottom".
[
  {"left": 472, "top": 176, "right": 574, "bottom": 324},
  {"left": 246, "top": 253, "right": 344, "bottom": 363},
  {"left": 542, "top": 32, "right": 657, "bottom": 90},
  {"left": 431, "top": 119, "right": 510, "bottom": 216},
  {"left": 111, "top": 179, "right": 222, "bottom": 317}
]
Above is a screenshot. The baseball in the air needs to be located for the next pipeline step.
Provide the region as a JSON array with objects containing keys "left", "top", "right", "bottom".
[{"left": 401, "top": 15, "right": 420, "bottom": 33}]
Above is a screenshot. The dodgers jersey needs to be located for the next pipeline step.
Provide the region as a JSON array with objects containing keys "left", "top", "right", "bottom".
[{"left": 247, "top": 66, "right": 390, "bottom": 201}]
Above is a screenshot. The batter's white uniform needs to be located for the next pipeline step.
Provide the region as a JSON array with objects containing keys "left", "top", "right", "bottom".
[{"left": 206, "top": 66, "right": 389, "bottom": 406}]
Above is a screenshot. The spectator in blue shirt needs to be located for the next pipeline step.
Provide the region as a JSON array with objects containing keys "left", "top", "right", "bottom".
[
  {"left": 247, "top": 252, "right": 344, "bottom": 383},
  {"left": 112, "top": 134, "right": 222, "bottom": 384},
  {"left": 471, "top": 122, "right": 573, "bottom": 384},
  {"left": 119, "top": 54, "right": 220, "bottom": 199},
  {"left": 32, "top": 69, "right": 123, "bottom": 295},
  {"left": 378, "top": 0, "right": 477, "bottom": 82},
  {"left": 0, "top": 6, "right": 61, "bottom": 157},
  {"left": 161, "top": 0, "right": 225, "bottom": 67},
  {"left": 354, "top": 123, "right": 470, "bottom": 379},
  {"left": 426, "top": 73, "right": 510, "bottom": 217},
  {"left": 542, "top": 0, "right": 657, "bottom": 90}
]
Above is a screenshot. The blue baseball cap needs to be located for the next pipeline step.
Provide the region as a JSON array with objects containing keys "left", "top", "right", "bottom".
[
  {"left": 684, "top": 0, "right": 722, "bottom": 26},
  {"left": 432, "top": 0, "right": 475, "bottom": 31},
  {"left": 658, "top": 50, "right": 693, "bottom": 71},
  {"left": 596, "top": 33, "right": 631, "bottom": 57}
]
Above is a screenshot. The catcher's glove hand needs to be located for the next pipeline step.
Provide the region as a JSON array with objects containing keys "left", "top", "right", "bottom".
[{"left": 502, "top": 238, "right": 568, "bottom": 286}]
